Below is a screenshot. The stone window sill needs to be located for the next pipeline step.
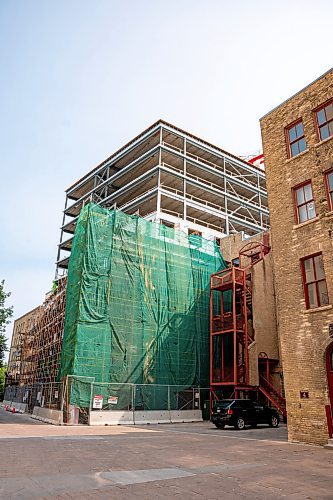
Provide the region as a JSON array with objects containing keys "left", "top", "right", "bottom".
[
  {"left": 285, "top": 149, "right": 309, "bottom": 164},
  {"left": 303, "top": 304, "right": 332, "bottom": 314},
  {"left": 293, "top": 216, "right": 319, "bottom": 230},
  {"left": 314, "top": 135, "right": 333, "bottom": 149}
]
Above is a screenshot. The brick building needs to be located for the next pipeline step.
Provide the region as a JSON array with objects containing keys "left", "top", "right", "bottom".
[
  {"left": 6, "top": 307, "right": 40, "bottom": 386},
  {"left": 260, "top": 68, "right": 333, "bottom": 445}
]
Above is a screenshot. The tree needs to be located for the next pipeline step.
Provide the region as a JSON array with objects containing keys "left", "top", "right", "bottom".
[
  {"left": 0, "top": 364, "right": 6, "bottom": 398},
  {"left": 0, "top": 280, "right": 13, "bottom": 368}
]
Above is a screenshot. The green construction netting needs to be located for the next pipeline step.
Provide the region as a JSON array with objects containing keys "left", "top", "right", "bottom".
[{"left": 59, "top": 203, "right": 227, "bottom": 408}]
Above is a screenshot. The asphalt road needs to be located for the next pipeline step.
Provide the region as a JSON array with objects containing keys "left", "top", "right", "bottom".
[{"left": 0, "top": 407, "right": 332, "bottom": 499}]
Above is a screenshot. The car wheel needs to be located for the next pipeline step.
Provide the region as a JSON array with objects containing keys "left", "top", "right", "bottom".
[
  {"left": 234, "top": 417, "right": 245, "bottom": 430},
  {"left": 269, "top": 415, "right": 279, "bottom": 428},
  {"left": 215, "top": 423, "right": 225, "bottom": 429}
]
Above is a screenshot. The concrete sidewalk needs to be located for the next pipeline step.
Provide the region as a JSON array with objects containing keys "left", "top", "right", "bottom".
[{"left": 0, "top": 406, "right": 155, "bottom": 438}]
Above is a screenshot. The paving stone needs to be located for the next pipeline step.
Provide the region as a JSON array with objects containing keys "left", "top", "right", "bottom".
[{"left": 0, "top": 416, "right": 332, "bottom": 498}]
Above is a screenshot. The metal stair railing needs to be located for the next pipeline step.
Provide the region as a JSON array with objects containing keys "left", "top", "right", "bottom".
[
  {"left": 258, "top": 385, "right": 287, "bottom": 417},
  {"left": 259, "top": 375, "right": 286, "bottom": 404},
  {"left": 259, "top": 375, "right": 287, "bottom": 417}
]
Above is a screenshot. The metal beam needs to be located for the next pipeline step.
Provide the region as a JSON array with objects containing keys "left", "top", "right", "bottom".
[
  {"left": 119, "top": 187, "right": 158, "bottom": 212},
  {"left": 100, "top": 166, "right": 159, "bottom": 206},
  {"left": 65, "top": 145, "right": 161, "bottom": 216},
  {"left": 160, "top": 164, "right": 268, "bottom": 216},
  {"left": 161, "top": 143, "right": 267, "bottom": 198},
  {"left": 160, "top": 123, "right": 266, "bottom": 179},
  {"left": 66, "top": 124, "right": 162, "bottom": 197},
  {"left": 160, "top": 189, "right": 266, "bottom": 232}
]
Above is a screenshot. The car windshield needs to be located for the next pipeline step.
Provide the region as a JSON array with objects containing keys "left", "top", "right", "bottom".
[{"left": 214, "top": 400, "right": 233, "bottom": 409}]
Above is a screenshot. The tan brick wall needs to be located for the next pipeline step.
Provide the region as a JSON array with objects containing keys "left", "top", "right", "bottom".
[{"left": 260, "top": 69, "right": 333, "bottom": 445}]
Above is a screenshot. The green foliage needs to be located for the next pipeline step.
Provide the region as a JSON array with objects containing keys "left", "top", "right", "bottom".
[
  {"left": 0, "top": 280, "right": 13, "bottom": 368},
  {"left": 0, "top": 364, "right": 6, "bottom": 397},
  {"left": 51, "top": 280, "right": 58, "bottom": 294}
]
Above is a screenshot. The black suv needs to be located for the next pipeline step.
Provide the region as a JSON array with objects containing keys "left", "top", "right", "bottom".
[{"left": 211, "top": 399, "right": 279, "bottom": 430}]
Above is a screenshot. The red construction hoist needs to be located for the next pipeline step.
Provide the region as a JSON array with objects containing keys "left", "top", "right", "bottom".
[{"left": 209, "top": 239, "right": 285, "bottom": 412}]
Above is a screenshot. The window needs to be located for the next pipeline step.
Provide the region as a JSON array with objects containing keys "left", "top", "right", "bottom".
[
  {"left": 315, "top": 100, "right": 333, "bottom": 141},
  {"left": 286, "top": 120, "right": 307, "bottom": 158},
  {"left": 301, "top": 254, "right": 329, "bottom": 309},
  {"left": 293, "top": 182, "right": 316, "bottom": 224},
  {"left": 325, "top": 169, "right": 333, "bottom": 211}
]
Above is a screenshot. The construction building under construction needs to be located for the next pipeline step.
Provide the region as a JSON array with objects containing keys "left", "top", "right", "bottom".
[
  {"left": 56, "top": 120, "right": 269, "bottom": 275},
  {"left": 5, "top": 121, "right": 286, "bottom": 426}
]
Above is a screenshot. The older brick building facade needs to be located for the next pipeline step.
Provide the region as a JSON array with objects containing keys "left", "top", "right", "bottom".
[{"left": 260, "top": 68, "right": 333, "bottom": 445}]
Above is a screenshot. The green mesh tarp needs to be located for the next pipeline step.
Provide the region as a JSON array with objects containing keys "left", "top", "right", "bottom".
[{"left": 59, "top": 203, "right": 226, "bottom": 406}]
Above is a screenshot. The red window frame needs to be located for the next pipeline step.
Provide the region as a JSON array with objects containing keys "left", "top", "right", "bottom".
[
  {"left": 314, "top": 99, "right": 333, "bottom": 142},
  {"left": 285, "top": 119, "right": 307, "bottom": 158},
  {"left": 325, "top": 168, "right": 333, "bottom": 211},
  {"left": 300, "top": 253, "right": 329, "bottom": 309},
  {"left": 292, "top": 181, "right": 316, "bottom": 224}
]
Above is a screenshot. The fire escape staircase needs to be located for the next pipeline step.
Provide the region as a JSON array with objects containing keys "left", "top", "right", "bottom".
[
  {"left": 259, "top": 375, "right": 287, "bottom": 417},
  {"left": 210, "top": 240, "right": 288, "bottom": 417}
]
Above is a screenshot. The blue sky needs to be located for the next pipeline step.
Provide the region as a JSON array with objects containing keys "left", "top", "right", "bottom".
[{"left": 1, "top": 0, "right": 332, "bottom": 352}]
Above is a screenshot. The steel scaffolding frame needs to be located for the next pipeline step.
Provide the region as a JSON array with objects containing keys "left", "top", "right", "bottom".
[
  {"left": 56, "top": 120, "right": 269, "bottom": 277},
  {"left": 19, "top": 278, "right": 67, "bottom": 386}
]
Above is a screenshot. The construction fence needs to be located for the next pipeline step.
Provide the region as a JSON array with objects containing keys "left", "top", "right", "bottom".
[
  {"left": 3, "top": 382, "right": 63, "bottom": 414},
  {"left": 4, "top": 377, "right": 210, "bottom": 425}
]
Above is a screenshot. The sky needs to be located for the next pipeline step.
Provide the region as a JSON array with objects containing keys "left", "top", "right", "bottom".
[{"left": 1, "top": 0, "right": 332, "bottom": 355}]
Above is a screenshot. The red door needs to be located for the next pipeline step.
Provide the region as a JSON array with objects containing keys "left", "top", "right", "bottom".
[
  {"left": 327, "top": 343, "right": 333, "bottom": 407},
  {"left": 326, "top": 343, "right": 333, "bottom": 438}
]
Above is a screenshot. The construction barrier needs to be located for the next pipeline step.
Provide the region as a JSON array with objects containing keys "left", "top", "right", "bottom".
[
  {"left": 31, "top": 406, "right": 63, "bottom": 425},
  {"left": 89, "top": 409, "right": 202, "bottom": 426},
  {"left": 1, "top": 400, "right": 26, "bottom": 413}
]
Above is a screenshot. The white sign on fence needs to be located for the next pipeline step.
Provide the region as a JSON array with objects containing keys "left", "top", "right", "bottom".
[
  {"left": 93, "top": 395, "right": 103, "bottom": 409},
  {"left": 108, "top": 396, "right": 118, "bottom": 405},
  {"left": 54, "top": 390, "right": 59, "bottom": 399}
]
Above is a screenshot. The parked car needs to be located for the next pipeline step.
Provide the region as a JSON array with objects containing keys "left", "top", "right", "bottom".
[{"left": 211, "top": 399, "right": 279, "bottom": 430}]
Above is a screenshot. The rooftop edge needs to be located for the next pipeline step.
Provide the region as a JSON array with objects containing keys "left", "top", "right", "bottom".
[
  {"left": 66, "top": 119, "right": 263, "bottom": 193},
  {"left": 260, "top": 67, "right": 333, "bottom": 121}
]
